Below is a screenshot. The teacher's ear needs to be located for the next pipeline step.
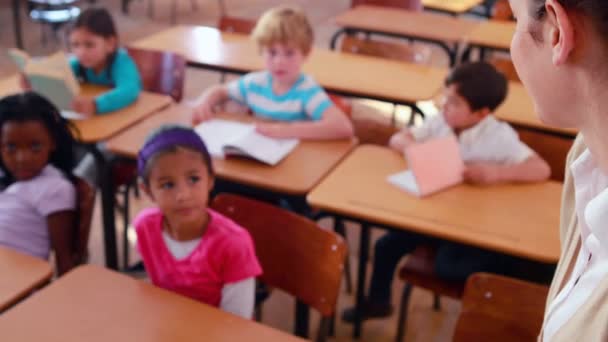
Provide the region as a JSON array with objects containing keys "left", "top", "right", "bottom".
[{"left": 545, "top": 0, "right": 575, "bottom": 66}]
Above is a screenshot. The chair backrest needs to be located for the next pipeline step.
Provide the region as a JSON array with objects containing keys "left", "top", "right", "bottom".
[
  {"left": 218, "top": 16, "right": 256, "bottom": 34},
  {"left": 340, "top": 35, "right": 419, "bottom": 64},
  {"left": 351, "top": 0, "right": 422, "bottom": 10},
  {"left": 73, "top": 178, "right": 95, "bottom": 265},
  {"left": 516, "top": 127, "right": 573, "bottom": 182},
  {"left": 210, "top": 194, "right": 347, "bottom": 317},
  {"left": 492, "top": 0, "right": 514, "bottom": 21},
  {"left": 490, "top": 57, "right": 520, "bottom": 82},
  {"left": 453, "top": 273, "right": 549, "bottom": 342},
  {"left": 125, "top": 47, "right": 187, "bottom": 102}
]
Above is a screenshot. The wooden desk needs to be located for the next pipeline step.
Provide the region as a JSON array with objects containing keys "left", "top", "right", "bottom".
[
  {"left": 309, "top": 145, "right": 561, "bottom": 262},
  {"left": 332, "top": 5, "right": 479, "bottom": 65},
  {"left": 0, "top": 78, "right": 173, "bottom": 143},
  {"left": 465, "top": 19, "right": 515, "bottom": 52},
  {"left": 423, "top": 0, "right": 485, "bottom": 15},
  {"left": 0, "top": 265, "right": 306, "bottom": 342},
  {"left": 131, "top": 26, "right": 448, "bottom": 107},
  {"left": 307, "top": 145, "right": 561, "bottom": 337},
  {"left": 73, "top": 86, "right": 173, "bottom": 144},
  {"left": 0, "top": 247, "right": 53, "bottom": 312},
  {"left": 496, "top": 82, "right": 577, "bottom": 138},
  {"left": 106, "top": 105, "right": 356, "bottom": 195}
]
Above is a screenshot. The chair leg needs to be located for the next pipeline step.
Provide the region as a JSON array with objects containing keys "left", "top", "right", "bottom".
[
  {"left": 147, "top": 0, "right": 154, "bottom": 18},
  {"left": 333, "top": 218, "right": 353, "bottom": 295},
  {"left": 433, "top": 294, "right": 441, "bottom": 311},
  {"left": 328, "top": 314, "right": 336, "bottom": 337},
  {"left": 190, "top": 0, "right": 198, "bottom": 11},
  {"left": 254, "top": 304, "right": 262, "bottom": 322},
  {"left": 316, "top": 317, "right": 332, "bottom": 342},
  {"left": 122, "top": 184, "right": 131, "bottom": 270},
  {"left": 396, "top": 284, "right": 413, "bottom": 342}
]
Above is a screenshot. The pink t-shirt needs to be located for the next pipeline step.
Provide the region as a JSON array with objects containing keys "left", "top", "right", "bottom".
[{"left": 134, "top": 208, "right": 262, "bottom": 307}]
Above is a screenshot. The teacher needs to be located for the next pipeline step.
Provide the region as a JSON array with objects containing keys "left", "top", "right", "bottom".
[{"left": 510, "top": 0, "right": 608, "bottom": 340}]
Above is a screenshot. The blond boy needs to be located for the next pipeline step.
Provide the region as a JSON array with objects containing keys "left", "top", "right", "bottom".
[{"left": 193, "top": 6, "right": 353, "bottom": 140}]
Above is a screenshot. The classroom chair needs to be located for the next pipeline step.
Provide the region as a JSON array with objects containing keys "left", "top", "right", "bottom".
[
  {"left": 211, "top": 194, "right": 347, "bottom": 342},
  {"left": 117, "top": 47, "right": 186, "bottom": 269},
  {"left": 395, "top": 245, "right": 465, "bottom": 342},
  {"left": 72, "top": 177, "right": 95, "bottom": 265},
  {"left": 26, "top": 0, "right": 81, "bottom": 46},
  {"left": 453, "top": 272, "right": 548, "bottom": 342},
  {"left": 516, "top": 127, "right": 573, "bottom": 182},
  {"left": 351, "top": 0, "right": 422, "bottom": 10}
]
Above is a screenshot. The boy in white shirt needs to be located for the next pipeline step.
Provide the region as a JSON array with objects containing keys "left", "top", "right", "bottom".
[{"left": 343, "top": 62, "right": 552, "bottom": 322}]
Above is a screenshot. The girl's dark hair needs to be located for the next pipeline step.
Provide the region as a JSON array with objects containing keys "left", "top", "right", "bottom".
[
  {"left": 141, "top": 125, "right": 214, "bottom": 184},
  {"left": 531, "top": 1, "right": 608, "bottom": 37},
  {"left": 70, "top": 7, "right": 119, "bottom": 83},
  {"left": 445, "top": 62, "right": 507, "bottom": 112},
  {"left": 0, "top": 92, "right": 78, "bottom": 186}
]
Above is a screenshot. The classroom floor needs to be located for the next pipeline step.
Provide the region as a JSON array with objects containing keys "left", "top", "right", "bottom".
[{"left": 0, "top": 0, "right": 460, "bottom": 340}]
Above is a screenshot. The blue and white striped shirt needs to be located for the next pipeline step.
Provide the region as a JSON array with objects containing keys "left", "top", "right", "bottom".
[{"left": 227, "top": 71, "right": 332, "bottom": 122}]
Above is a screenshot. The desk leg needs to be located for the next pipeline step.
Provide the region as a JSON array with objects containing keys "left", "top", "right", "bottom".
[
  {"left": 330, "top": 28, "right": 346, "bottom": 50},
  {"left": 12, "top": 0, "right": 23, "bottom": 49},
  {"left": 295, "top": 300, "right": 310, "bottom": 338},
  {"left": 122, "top": 0, "right": 130, "bottom": 14},
  {"left": 353, "top": 223, "right": 371, "bottom": 339},
  {"left": 90, "top": 148, "right": 119, "bottom": 270}
]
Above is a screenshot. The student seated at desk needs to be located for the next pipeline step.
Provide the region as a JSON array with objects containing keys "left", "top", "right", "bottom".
[
  {"left": 135, "top": 125, "right": 262, "bottom": 319},
  {"left": 193, "top": 5, "right": 353, "bottom": 140},
  {"left": 0, "top": 93, "right": 78, "bottom": 276},
  {"left": 68, "top": 7, "right": 142, "bottom": 116},
  {"left": 343, "top": 62, "right": 552, "bottom": 322}
]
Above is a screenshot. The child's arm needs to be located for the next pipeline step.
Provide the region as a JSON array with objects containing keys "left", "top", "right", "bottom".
[
  {"left": 220, "top": 277, "right": 256, "bottom": 319},
  {"left": 255, "top": 105, "right": 354, "bottom": 140},
  {"left": 463, "top": 154, "right": 551, "bottom": 185},
  {"left": 388, "top": 129, "right": 416, "bottom": 152},
  {"left": 47, "top": 210, "right": 76, "bottom": 275},
  {"left": 192, "top": 85, "right": 231, "bottom": 125},
  {"left": 93, "top": 54, "right": 142, "bottom": 114}
]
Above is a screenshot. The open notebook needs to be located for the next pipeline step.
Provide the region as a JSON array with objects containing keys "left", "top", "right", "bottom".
[
  {"left": 7, "top": 49, "right": 81, "bottom": 113},
  {"left": 195, "top": 119, "right": 299, "bottom": 166},
  {"left": 388, "top": 135, "right": 464, "bottom": 197}
]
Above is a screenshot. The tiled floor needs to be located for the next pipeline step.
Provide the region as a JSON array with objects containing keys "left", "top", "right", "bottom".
[{"left": 1, "top": 0, "right": 459, "bottom": 340}]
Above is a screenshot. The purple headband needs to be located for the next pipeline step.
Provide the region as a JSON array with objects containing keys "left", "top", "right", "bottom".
[{"left": 137, "top": 127, "right": 209, "bottom": 176}]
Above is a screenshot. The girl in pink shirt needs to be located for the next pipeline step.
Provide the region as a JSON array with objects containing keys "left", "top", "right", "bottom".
[{"left": 135, "top": 125, "right": 262, "bottom": 319}]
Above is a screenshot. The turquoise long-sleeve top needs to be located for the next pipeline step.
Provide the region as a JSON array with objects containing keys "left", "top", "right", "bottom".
[{"left": 69, "top": 48, "right": 142, "bottom": 114}]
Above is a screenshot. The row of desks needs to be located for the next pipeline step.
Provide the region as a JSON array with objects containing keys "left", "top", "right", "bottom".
[{"left": 0, "top": 258, "right": 304, "bottom": 342}]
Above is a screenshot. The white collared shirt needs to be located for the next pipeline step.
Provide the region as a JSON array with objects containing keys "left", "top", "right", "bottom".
[
  {"left": 411, "top": 114, "right": 533, "bottom": 164},
  {"left": 543, "top": 148, "right": 608, "bottom": 341}
]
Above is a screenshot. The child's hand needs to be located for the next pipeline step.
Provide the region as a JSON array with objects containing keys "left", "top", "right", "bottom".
[
  {"left": 256, "top": 122, "right": 286, "bottom": 138},
  {"left": 192, "top": 100, "right": 215, "bottom": 125},
  {"left": 19, "top": 74, "right": 32, "bottom": 90},
  {"left": 72, "top": 96, "right": 96, "bottom": 117},
  {"left": 463, "top": 163, "right": 501, "bottom": 185}
]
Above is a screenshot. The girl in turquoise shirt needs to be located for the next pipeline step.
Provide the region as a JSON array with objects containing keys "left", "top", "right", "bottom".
[{"left": 69, "top": 7, "right": 141, "bottom": 115}]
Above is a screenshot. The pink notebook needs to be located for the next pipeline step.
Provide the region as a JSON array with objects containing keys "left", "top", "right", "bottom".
[{"left": 388, "top": 135, "right": 464, "bottom": 197}]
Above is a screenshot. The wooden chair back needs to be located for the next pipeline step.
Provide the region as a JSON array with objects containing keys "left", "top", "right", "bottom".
[
  {"left": 210, "top": 194, "right": 347, "bottom": 317},
  {"left": 453, "top": 273, "right": 549, "bottom": 342},
  {"left": 125, "top": 47, "right": 187, "bottom": 102},
  {"left": 492, "top": 0, "right": 514, "bottom": 21},
  {"left": 218, "top": 15, "right": 256, "bottom": 34},
  {"left": 73, "top": 178, "right": 95, "bottom": 265},
  {"left": 351, "top": 0, "right": 422, "bottom": 10},
  {"left": 516, "top": 127, "right": 573, "bottom": 182}
]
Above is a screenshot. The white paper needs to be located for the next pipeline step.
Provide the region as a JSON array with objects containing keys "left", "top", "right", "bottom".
[
  {"left": 60, "top": 110, "right": 87, "bottom": 120},
  {"left": 194, "top": 119, "right": 254, "bottom": 158},
  {"left": 387, "top": 170, "right": 420, "bottom": 196}
]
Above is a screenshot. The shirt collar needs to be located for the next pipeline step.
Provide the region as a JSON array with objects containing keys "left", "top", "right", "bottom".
[{"left": 571, "top": 148, "right": 608, "bottom": 257}]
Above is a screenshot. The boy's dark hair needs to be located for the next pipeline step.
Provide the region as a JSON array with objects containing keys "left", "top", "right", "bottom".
[
  {"left": 70, "top": 7, "right": 119, "bottom": 83},
  {"left": 0, "top": 92, "right": 78, "bottom": 186},
  {"left": 444, "top": 62, "right": 508, "bottom": 112},
  {"left": 140, "top": 125, "right": 214, "bottom": 184}
]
